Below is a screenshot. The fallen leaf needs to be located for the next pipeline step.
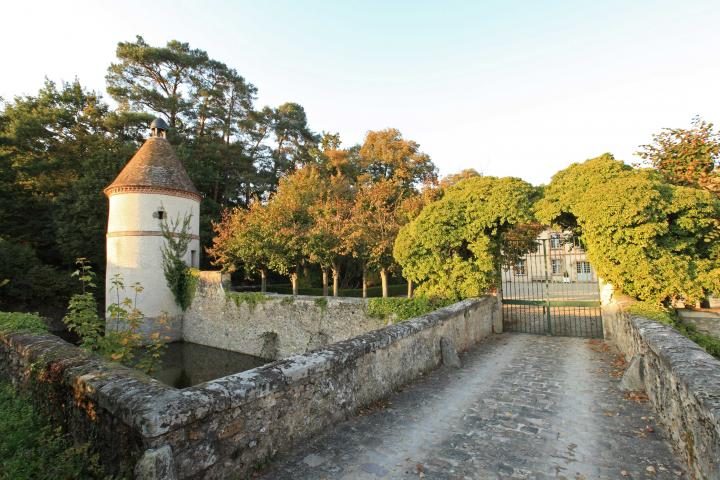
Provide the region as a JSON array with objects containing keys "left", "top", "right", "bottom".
[{"left": 625, "top": 391, "right": 649, "bottom": 404}]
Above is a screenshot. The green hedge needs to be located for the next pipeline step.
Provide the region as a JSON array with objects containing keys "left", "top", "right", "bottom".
[
  {"left": 0, "top": 383, "right": 105, "bottom": 479},
  {"left": 0, "top": 312, "right": 48, "bottom": 334},
  {"left": 366, "top": 297, "right": 454, "bottom": 322},
  {"left": 263, "top": 283, "right": 408, "bottom": 298},
  {"left": 627, "top": 302, "right": 720, "bottom": 359}
]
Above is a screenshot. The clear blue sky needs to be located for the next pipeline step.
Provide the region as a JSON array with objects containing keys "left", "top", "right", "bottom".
[{"left": 3, "top": 0, "right": 719, "bottom": 184}]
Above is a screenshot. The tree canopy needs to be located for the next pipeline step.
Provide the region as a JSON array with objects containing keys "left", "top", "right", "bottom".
[
  {"left": 0, "top": 36, "right": 322, "bottom": 311},
  {"left": 394, "top": 176, "right": 538, "bottom": 300},
  {"left": 209, "top": 129, "right": 438, "bottom": 297},
  {"left": 637, "top": 116, "right": 719, "bottom": 196},
  {"left": 535, "top": 154, "right": 720, "bottom": 304},
  {"left": 3, "top": 35, "right": 719, "bottom": 313}
]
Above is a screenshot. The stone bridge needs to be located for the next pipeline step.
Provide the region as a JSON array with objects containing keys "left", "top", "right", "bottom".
[
  {"left": 1, "top": 290, "right": 718, "bottom": 479},
  {"left": 262, "top": 333, "right": 687, "bottom": 479}
]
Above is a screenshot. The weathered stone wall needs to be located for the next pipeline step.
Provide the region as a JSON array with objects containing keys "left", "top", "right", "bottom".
[
  {"left": 0, "top": 331, "right": 163, "bottom": 477},
  {"left": 602, "top": 293, "right": 720, "bottom": 479},
  {"left": 0, "top": 296, "right": 499, "bottom": 479},
  {"left": 677, "top": 308, "right": 720, "bottom": 338},
  {"left": 183, "top": 272, "right": 388, "bottom": 359},
  {"left": 146, "top": 295, "right": 499, "bottom": 478}
]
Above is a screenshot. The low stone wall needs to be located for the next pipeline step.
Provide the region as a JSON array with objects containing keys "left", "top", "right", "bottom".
[
  {"left": 0, "top": 331, "right": 158, "bottom": 477},
  {"left": 184, "top": 272, "right": 387, "bottom": 359},
  {"left": 0, "top": 295, "right": 499, "bottom": 479},
  {"left": 602, "top": 296, "right": 720, "bottom": 479},
  {"left": 677, "top": 308, "right": 720, "bottom": 338}
]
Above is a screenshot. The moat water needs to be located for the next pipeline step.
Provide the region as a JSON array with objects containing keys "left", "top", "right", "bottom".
[{"left": 150, "top": 342, "right": 268, "bottom": 389}]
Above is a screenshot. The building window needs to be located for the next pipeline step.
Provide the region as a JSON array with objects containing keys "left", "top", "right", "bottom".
[
  {"left": 550, "top": 233, "right": 562, "bottom": 249},
  {"left": 514, "top": 260, "right": 526, "bottom": 276},
  {"left": 551, "top": 259, "right": 562, "bottom": 274},
  {"left": 191, "top": 250, "right": 197, "bottom": 268},
  {"left": 577, "top": 261, "right": 592, "bottom": 274},
  {"left": 153, "top": 209, "right": 166, "bottom": 220}
]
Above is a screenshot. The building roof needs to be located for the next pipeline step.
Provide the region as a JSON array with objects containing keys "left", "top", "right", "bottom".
[
  {"left": 104, "top": 137, "right": 201, "bottom": 200},
  {"left": 150, "top": 117, "right": 169, "bottom": 131}
]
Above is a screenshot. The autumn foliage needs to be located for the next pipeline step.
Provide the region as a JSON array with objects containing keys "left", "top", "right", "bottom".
[{"left": 208, "top": 129, "right": 438, "bottom": 297}]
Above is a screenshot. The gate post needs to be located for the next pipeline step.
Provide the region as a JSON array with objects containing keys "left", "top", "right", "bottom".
[
  {"left": 541, "top": 239, "right": 552, "bottom": 335},
  {"left": 495, "top": 278, "right": 504, "bottom": 333}
]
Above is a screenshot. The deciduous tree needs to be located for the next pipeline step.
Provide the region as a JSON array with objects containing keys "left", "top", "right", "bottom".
[
  {"left": 394, "top": 176, "right": 538, "bottom": 300},
  {"left": 358, "top": 128, "right": 437, "bottom": 189},
  {"left": 637, "top": 117, "right": 719, "bottom": 195},
  {"left": 535, "top": 154, "right": 720, "bottom": 305}
]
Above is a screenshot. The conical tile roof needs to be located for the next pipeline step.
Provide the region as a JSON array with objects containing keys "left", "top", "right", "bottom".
[{"left": 105, "top": 137, "right": 200, "bottom": 200}]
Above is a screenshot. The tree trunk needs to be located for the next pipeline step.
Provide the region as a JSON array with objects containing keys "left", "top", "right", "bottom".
[
  {"left": 407, "top": 279, "right": 413, "bottom": 299},
  {"left": 380, "top": 268, "right": 389, "bottom": 298},
  {"left": 362, "top": 267, "right": 368, "bottom": 299},
  {"left": 331, "top": 261, "right": 340, "bottom": 297},
  {"left": 291, "top": 270, "right": 299, "bottom": 296},
  {"left": 321, "top": 267, "right": 329, "bottom": 297},
  {"left": 260, "top": 268, "right": 267, "bottom": 294}
]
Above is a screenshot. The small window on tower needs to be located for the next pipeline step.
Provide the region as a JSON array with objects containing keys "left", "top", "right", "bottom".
[{"left": 153, "top": 209, "right": 166, "bottom": 220}]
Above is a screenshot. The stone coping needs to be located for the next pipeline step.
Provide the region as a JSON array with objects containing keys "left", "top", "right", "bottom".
[
  {"left": 628, "top": 314, "right": 720, "bottom": 421},
  {"left": 4, "top": 298, "right": 484, "bottom": 440},
  {"left": 145, "top": 298, "right": 481, "bottom": 436}
]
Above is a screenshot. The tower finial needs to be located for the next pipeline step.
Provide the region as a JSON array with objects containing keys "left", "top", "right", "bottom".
[{"left": 150, "top": 117, "right": 169, "bottom": 138}]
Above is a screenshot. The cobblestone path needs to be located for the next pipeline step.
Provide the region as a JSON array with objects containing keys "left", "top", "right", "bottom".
[{"left": 261, "top": 334, "right": 687, "bottom": 480}]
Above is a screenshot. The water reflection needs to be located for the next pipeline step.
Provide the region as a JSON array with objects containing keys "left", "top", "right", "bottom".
[{"left": 150, "top": 342, "right": 268, "bottom": 389}]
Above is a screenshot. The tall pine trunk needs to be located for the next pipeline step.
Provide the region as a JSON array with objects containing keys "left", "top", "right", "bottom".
[
  {"left": 331, "top": 261, "right": 340, "bottom": 297},
  {"left": 380, "top": 267, "right": 389, "bottom": 298},
  {"left": 321, "top": 267, "right": 329, "bottom": 297}
]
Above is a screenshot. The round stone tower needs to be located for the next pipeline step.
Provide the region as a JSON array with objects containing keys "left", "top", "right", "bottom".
[{"left": 104, "top": 118, "right": 201, "bottom": 336}]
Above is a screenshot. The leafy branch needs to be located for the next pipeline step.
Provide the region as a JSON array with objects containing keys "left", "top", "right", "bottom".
[{"left": 160, "top": 210, "right": 196, "bottom": 310}]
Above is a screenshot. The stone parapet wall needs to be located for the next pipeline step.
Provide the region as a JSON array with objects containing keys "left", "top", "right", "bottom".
[
  {"left": 602, "top": 297, "right": 720, "bottom": 479},
  {"left": 0, "top": 331, "right": 162, "bottom": 477},
  {"left": 677, "top": 308, "right": 720, "bottom": 338},
  {"left": 0, "top": 295, "right": 499, "bottom": 479},
  {"left": 145, "top": 295, "right": 499, "bottom": 478},
  {"left": 184, "top": 272, "right": 386, "bottom": 359}
]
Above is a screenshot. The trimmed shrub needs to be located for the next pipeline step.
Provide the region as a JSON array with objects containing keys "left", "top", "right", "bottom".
[{"left": 367, "top": 297, "right": 454, "bottom": 322}]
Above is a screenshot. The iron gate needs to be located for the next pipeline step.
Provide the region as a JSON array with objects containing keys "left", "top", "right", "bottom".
[{"left": 501, "top": 232, "right": 603, "bottom": 338}]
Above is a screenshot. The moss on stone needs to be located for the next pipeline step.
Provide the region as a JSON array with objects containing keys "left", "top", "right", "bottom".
[
  {"left": 314, "top": 297, "right": 328, "bottom": 311},
  {"left": 225, "top": 292, "right": 270, "bottom": 312}
]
